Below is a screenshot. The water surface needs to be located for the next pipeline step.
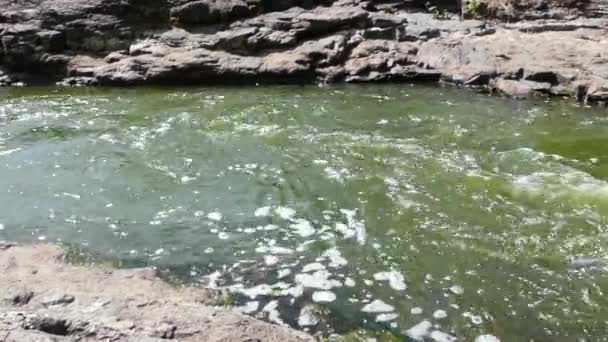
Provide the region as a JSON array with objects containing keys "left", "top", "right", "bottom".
[{"left": 1, "top": 85, "right": 608, "bottom": 341}]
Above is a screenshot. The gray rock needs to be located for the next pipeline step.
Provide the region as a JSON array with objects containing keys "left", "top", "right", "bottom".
[
  {"left": 36, "top": 30, "right": 65, "bottom": 52},
  {"left": 492, "top": 79, "right": 551, "bottom": 98},
  {"left": 0, "top": 0, "right": 606, "bottom": 105},
  {"left": 41, "top": 293, "right": 75, "bottom": 307},
  {"left": 3, "top": 288, "right": 34, "bottom": 306}
]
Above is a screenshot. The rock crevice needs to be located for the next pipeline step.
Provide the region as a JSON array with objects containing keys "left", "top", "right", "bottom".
[{"left": 1, "top": 0, "right": 607, "bottom": 104}]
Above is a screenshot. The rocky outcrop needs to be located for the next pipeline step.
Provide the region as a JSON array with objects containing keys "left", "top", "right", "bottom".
[
  {"left": 1, "top": 0, "right": 608, "bottom": 104},
  {"left": 0, "top": 243, "right": 314, "bottom": 342}
]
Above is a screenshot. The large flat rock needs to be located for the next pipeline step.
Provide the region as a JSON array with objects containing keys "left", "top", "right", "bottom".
[{"left": 0, "top": 243, "right": 314, "bottom": 342}]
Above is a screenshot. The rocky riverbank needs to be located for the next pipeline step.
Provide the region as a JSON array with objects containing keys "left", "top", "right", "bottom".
[
  {"left": 0, "top": 242, "right": 315, "bottom": 342},
  {"left": 1, "top": 0, "right": 607, "bottom": 104}
]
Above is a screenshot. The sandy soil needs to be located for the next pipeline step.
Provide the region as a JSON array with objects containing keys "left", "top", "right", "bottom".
[{"left": 0, "top": 242, "right": 315, "bottom": 342}]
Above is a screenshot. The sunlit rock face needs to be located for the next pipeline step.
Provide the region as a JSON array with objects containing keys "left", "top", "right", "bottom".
[{"left": 1, "top": 0, "right": 608, "bottom": 103}]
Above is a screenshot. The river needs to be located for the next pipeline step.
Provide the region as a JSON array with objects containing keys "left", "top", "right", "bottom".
[{"left": 1, "top": 85, "right": 608, "bottom": 341}]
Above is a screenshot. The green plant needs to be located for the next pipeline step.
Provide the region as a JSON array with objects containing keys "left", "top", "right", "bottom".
[
  {"left": 216, "top": 289, "right": 235, "bottom": 306},
  {"left": 466, "top": 0, "right": 482, "bottom": 17},
  {"left": 62, "top": 243, "right": 124, "bottom": 268},
  {"left": 428, "top": 6, "right": 450, "bottom": 20}
]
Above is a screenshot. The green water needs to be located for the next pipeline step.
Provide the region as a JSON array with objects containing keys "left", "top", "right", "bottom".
[{"left": 1, "top": 85, "right": 608, "bottom": 341}]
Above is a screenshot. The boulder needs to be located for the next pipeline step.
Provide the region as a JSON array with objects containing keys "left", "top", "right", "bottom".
[
  {"left": 492, "top": 78, "right": 551, "bottom": 98},
  {"left": 170, "top": 0, "right": 252, "bottom": 26}
]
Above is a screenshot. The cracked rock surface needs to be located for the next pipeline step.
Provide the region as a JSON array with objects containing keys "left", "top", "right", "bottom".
[
  {"left": 1, "top": 0, "right": 607, "bottom": 103},
  {"left": 0, "top": 243, "right": 314, "bottom": 342}
]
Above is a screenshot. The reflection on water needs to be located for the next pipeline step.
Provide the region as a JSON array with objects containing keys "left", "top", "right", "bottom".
[{"left": 1, "top": 85, "right": 608, "bottom": 340}]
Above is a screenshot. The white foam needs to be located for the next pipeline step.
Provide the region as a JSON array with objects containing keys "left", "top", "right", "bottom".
[
  {"left": 0, "top": 148, "right": 21, "bottom": 156},
  {"left": 265, "top": 255, "right": 279, "bottom": 266},
  {"left": 218, "top": 232, "right": 230, "bottom": 240},
  {"left": 376, "top": 313, "right": 399, "bottom": 322},
  {"left": 323, "top": 247, "right": 348, "bottom": 268},
  {"left": 373, "top": 271, "right": 406, "bottom": 291},
  {"left": 298, "top": 305, "right": 320, "bottom": 327},
  {"left": 406, "top": 320, "right": 432, "bottom": 341},
  {"left": 62, "top": 192, "right": 81, "bottom": 200},
  {"left": 207, "top": 212, "right": 223, "bottom": 221},
  {"left": 287, "top": 285, "right": 304, "bottom": 297},
  {"left": 238, "top": 284, "right": 273, "bottom": 299},
  {"left": 277, "top": 269, "right": 291, "bottom": 279},
  {"left": 0, "top": 223, "right": 4, "bottom": 230},
  {"left": 312, "top": 291, "right": 336, "bottom": 303},
  {"left": 181, "top": 175, "right": 196, "bottom": 184},
  {"left": 433, "top": 309, "right": 448, "bottom": 319},
  {"left": 475, "top": 335, "right": 500, "bottom": 342},
  {"left": 269, "top": 246, "right": 294, "bottom": 254},
  {"left": 290, "top": 218, "right": 316, "bottom": 237},
  {"left": 262, "top": 300, "right": 284, "bottom": 325},
  {"left": 449, "top": 285, "right": 464, "bottom": 295},
  {"left": 361, "top": 299, "right": 394, "bottom": 313},
  {"left": 239, "top": 301, "right": 259, "bottom": 314},
  {"left": 340, "top": 209, "right": 366, "bottom": 245},
  {"left": 511, "top": 168, "right": 608, "bottom": 201},
  {"left": 324, "top": 167, "right": 344, "bottom": 182},
  {"left": 275, "top": 206, "right": 296, "bottom": 220},
  {"left": 471, "top": 315, "right": 483, "bottom": 325},
  {"left": 295, "top": 270, "right": 342, "bottom": 290},
  {"left": 302, "top": 262, "right": 326, "bottom": 273},
  {"left": 411, "top": 307, "right": 423, "bottom": 315},
  {"left": 430, "top": 331, "right": 457, "bottom": 342},
  {"left": 254, "top": 206, "right": 272, "bottom": 217},
  {"left": 263, "top": 224, "right": 279, "bottom": 231},
  {"left": 335, "top": 222, "right": 356, "bottom": 239},
  {"left": 344, "top": 277, "right": 356, "bottom": 287}
]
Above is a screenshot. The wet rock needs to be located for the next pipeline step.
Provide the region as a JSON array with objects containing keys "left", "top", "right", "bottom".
[
  {"left": 170, "top": 0, "right": 252, "bottom": 27},
  {"left": 0, "top": 241, "right": 17, "bottom": 250},
  {"left": 37, "top": 30, "right": 65, "bottom": 53},
  {"left": 0, "top": 0, "right": 606, "bottom": 105},
  {"left": 492, "top": 78, "right": 551, "bottom": 98},
  {"left": 586, "top": 81, "right": 608, "bottom": 104},
  {"left": 56, "top": 76, "right": 99, "bottom": 87}
]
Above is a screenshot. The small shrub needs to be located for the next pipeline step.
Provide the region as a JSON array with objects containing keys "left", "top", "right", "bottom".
[{"left": 466, "top": 0, "right": 482, "bottom": 17}]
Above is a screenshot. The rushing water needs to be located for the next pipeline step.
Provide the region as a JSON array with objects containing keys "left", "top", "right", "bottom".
[{"left": 1, "top": 85, "right": 608, "bottom": 340}]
